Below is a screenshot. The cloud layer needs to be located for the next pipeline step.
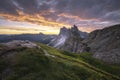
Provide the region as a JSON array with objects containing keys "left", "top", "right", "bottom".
[{"left": 0, "top": 0, "right": 120, "bottom": 34}]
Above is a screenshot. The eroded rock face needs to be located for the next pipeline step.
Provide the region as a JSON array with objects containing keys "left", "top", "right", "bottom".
[
  {"left": 93, "top": 49, "right": 120, "bottom": 64},
  {"left": 84, "top": 24, "right": 120, "bottom": 64},
  {"left": 49, "top": 25, "right": 88, "bottom": 53},
  {"left": 49, "top": 27, "right": 70, "bottom": 48}
]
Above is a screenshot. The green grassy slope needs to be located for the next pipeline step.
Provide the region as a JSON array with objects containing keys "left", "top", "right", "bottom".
[{"left": 0, "top": 43, "right": 120, "bottom": 80}]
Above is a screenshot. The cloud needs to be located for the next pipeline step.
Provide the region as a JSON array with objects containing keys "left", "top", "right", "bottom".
[
  {"left": 0, "top": 0, "right": 120, "bottom": 34},
  {"left": 0, "top": 19, "right": 60, "bottom": 34},
  {"left": 0, "top": 0, "right": 18, "bottom": 14},
  {"left": 101, "top": 10, "right": 120, "bottom": 22}
]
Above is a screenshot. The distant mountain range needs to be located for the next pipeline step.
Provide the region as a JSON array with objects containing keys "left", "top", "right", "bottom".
[{"left": 0, "top": 33, "right": 56, "bottom": 44}]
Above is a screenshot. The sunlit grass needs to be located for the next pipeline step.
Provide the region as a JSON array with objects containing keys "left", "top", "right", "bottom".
[{"left": 0, "top": 43, "right": 120, "bottom": 80}]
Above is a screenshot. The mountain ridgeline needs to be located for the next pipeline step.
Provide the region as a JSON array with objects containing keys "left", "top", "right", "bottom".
[
  {"left": 84, "top": 24, "right": 120, "bottom": 64},
  {"left": 49, "top": 24, "right": 120, "bottom": 64},
  {"left": 0, "top": 33, "right": 56, "bottom": 44}
]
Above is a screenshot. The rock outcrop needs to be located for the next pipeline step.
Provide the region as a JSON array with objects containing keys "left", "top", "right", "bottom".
[
  {"left": 49, "top": 27, "right": 70, "bottom": 48},
  {"left": 49, "top": 25, "right": 88, "bottom": 53},
  {"left": 84, "top": 24, "right": 120, "bottom": 64}
]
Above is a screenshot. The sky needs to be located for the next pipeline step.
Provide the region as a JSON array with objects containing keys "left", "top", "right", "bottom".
[{"left": 0, "top": 0, "right": 120, "bottom": 34}]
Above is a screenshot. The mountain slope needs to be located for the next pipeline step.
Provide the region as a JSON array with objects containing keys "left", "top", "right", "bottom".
[
  {"left": 0, "top": 41, "right": 120, "bottom": 80},
  {"left": 83, "top": 24, "right": 120, "bottom": 64},
  {"left": 49, "top": 25, "right": 88, "bottom": 53}
]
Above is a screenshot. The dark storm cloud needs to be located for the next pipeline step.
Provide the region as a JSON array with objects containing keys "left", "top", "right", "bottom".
[
  {"left": 53, "top": 0, "right": 120, "bottom": 20},
  {"left": 0, "top": 0, "right": 120, "bottom": 26},
  {"left": 0, "top": 0, "right": 52, "bottom": 14},
  {"left": 14, "top": 0, "right": 38, "bottom": 13},
  {"left": 0, "top": 0, "right": 18, "bottom": 14}
]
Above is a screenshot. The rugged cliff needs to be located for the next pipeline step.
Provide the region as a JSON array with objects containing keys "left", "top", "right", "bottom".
[
  {"left": 49, "top": 25, "right": 88, "bottom": 53},
  {"left": 84, "top": 24, "right": 120, "bottom": 64}
]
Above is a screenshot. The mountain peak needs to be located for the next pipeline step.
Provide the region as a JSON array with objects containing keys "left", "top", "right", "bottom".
[
  {"left": 59, "top": 26, "right": 69, "bottom": 36},
  {"left": 70, "top": 25, "right": 80, "bottom": 36},
  {"left": 60, "top": 26, "right": 68, "bottom": 32},
  {"left": 71, "top": 25, "right": 79, "bottom": 31},
  {"left": 60, "top": 25, "right": 79, "bottom": 34},
  {"left": 49, "top": 25, "right": 87, "bottom": 52},
  {"left": 73, "top": 24, "right": 78, "bottom": 29}
]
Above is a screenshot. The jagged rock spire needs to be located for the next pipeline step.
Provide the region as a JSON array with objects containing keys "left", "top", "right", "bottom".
[
  {"left": 59, "top": 26, "right": 70, "bottom": 36},
  {"left": 48, "top": 25, "right": 87, "bottom": 53}
]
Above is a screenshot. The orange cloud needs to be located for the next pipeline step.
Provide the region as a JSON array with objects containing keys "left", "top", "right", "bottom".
[
  {"left": 0, "top": 11, "right": 98, "bottom": 34},
  {"left": 58, "top": 13, "right": 98, "bottom": 21},
  {"left": 0, "top": 10, "right": 70, "bottom": 28}
]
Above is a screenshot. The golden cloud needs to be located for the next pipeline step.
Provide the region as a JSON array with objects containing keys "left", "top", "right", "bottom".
[
  {"left": 0, "top": 10, "right": 99, "bottom": 34},
  {"left": 58, "top": 13, "right": 99, "bottom": 21},
  {"left": 0, "top": 10, "right": 70, "bottom": 28}
]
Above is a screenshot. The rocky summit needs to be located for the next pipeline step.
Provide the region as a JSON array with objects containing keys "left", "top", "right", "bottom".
[
  {"left": 49, "top": 25, "right": 88, "bottom": 53},
  {"left": 83, "top": 24, "right": 120, "bottom": 64}
]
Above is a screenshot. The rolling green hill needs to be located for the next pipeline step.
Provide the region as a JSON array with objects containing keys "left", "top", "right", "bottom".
[{"left": 0, "top": 43, "right": 120, "bottom": 80}]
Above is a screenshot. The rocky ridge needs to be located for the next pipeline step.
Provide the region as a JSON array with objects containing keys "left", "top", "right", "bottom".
[
  {"left": 49, "top": 25, "right": 89, "bottom": 53},
  {"left": 84, "top": 24, "right": 120, "bottom": 64},
  {"left": 49, "top": 24, "right": 120, "bottom": 64}
]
